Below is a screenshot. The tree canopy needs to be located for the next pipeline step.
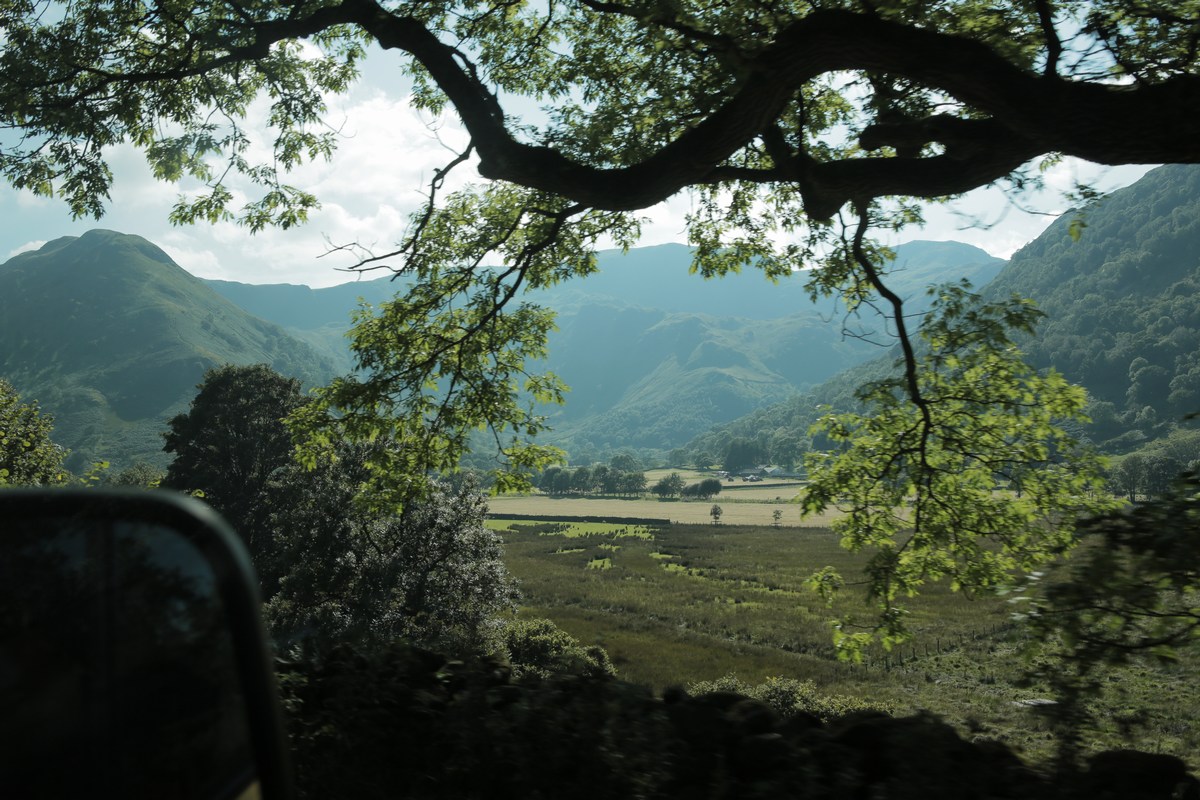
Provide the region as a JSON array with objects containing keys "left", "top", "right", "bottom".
[
  {"left": 802, "top": 283, "right": 1114, "bottom": 654},
  {"left": 0, "top": 378, "right": 68, "bottom": 486},
  {"left": 161, "top": 364, "right": 307, "bottom": 570},
  {"left": 5, "top": 0, "right": 1198, "bottom": 644},
  {"left": 3, "top": 0, "right": 1198, "bottom": 225},
  {"left": 264, "top": 450, "right": 518, "bottom": 655}
]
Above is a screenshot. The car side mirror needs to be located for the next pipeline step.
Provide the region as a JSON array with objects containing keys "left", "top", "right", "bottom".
[{"left": 0, "top": 489, "right": 293, "bottom": 799}]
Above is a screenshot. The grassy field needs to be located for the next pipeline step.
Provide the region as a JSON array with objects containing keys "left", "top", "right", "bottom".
[
  {"left": 487, "top": 483, "right": 840, "bottom": 526},
  {"left": 490, "top": 517, "right": 1200, "bottom": 764}
]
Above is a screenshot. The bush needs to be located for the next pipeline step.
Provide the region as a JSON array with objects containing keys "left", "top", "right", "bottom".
[
  {"left": 687, "top": 674, "right": 894, "bottom": 722},
  {"left": 501, "top": 617, "right": 616, "bottom": 680}
]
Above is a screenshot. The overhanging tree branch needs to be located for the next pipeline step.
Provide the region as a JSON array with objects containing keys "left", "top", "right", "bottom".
[{"left": 7, "top": 2, "right": 1200, "bottom": 223}]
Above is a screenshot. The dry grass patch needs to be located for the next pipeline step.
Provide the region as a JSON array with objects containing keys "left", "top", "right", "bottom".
[{"left": 488, "top": 493, "right": 840, "bottom": 526}]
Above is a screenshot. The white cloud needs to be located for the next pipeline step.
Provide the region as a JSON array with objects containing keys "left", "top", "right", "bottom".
[
  {"left": 158, "top": 241, "right": 224, "bottom": 280},
  {"left": 6, "top": 240, "right": 45, "bottom": 259},
  {"left": 634, "top": 194, "right": 694, "bottom": 248},
  {"left": 901, "top": 160, "right": 1155, "bottom": 260}
]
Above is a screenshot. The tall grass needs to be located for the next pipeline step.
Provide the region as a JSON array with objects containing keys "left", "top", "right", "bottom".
[
  {"left": 496, "top": 519, "right": 1200, "bottom": 765},
  {"left": 500, "top": 521, "right": 1007, "bottom": 683}
]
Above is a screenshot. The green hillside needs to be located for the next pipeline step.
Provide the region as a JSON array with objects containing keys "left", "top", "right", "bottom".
[
  {"left": 205, "top": 239, "right": 1001, "bottom": 462},
  {"left": 686, "top": 164, "right": 1200, "bottom": 467},
  {"left": 542, "top": 303, "right": 875, "bottom": 455},
  {"left": 538, "top": 241, "right": 1002, "bottom": 459},
  {"left": 0, "top": 230, "right": 340, "bottom": 472},
  {"left": 985, "top": 164, "right": 1200, "bottom": 450}
]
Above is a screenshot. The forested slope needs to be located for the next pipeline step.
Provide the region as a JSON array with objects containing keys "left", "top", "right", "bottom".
[{"left": 986, "top": 164, "right": 1200, "bottom": 450}]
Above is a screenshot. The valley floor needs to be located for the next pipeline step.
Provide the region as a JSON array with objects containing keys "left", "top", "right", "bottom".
[{"left": 494, "top": 518, "right": 1200, "bottom": 766}]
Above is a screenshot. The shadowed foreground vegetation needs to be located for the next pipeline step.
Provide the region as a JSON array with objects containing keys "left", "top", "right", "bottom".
[{"left": 280, "top": 642, "right": 1199, "bottom": 800}]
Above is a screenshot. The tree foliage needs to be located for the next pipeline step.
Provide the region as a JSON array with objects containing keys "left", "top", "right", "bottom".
[
  {"left": 722, "top": 438, "right": 767, "bottom": 473},
  {"left": 652, "top": 472, "right": 686, "bottom": 498},
  {"left": 681, "top": 478, "right": 722, "bottom": 499},
  {"left": 104, "top": 461, "right": 165, "bottom": 489},
  {"left": 1021, "top": 470, "right": 1200, "bottom": 761},
  {"left": 501, "top": 617, "right": 616, "bottom": 680},
  {"left": 161, "top": 364, "right": 307, "bottom": 569},
  {"left": 0, "top": 378, "right": 68, "bottom": 486},
  {"left": 160, "top": 365, "right": 518, "bottom": 654},
  {"left": 265, "top": 451, "right": 518, "bottom": 655},
  {"left": 802, "top": 278, "right": 1115, "bottom": 655},
  {"left": 539, "top": 464, "right": 646, "bottom": 497}
]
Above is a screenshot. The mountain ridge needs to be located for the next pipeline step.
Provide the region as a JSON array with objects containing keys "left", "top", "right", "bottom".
[{"left": 1, "top": 231, "right": 1007, "bottom": 471}]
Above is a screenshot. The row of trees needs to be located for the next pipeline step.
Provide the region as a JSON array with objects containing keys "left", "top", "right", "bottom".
[
  {"left": 538, "top": 465, "right": 726, "bottom": 501},
  {"left": 651, "top": 473, "right": 723, "bottom": 500},
  {"left": 665, "top": 430, "right": 809, "bottom": 475},
  {"left": 538, "top": 465, "right": 647, "bottom": 497},
  {"left": 1107, "top": 450, "right": 1200, "bottom": 502}
]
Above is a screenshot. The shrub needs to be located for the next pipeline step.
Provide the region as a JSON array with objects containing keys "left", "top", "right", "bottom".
[
  {"left": 501, "top": 617, "right": 616, "bottom": 679},
  {"left": 687, "top": 674, "right": 894, "bottom": 722}
]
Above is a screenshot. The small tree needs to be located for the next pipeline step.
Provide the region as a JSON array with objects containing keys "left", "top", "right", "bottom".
[
  {"left": 772, "top": 509, "right": 783, "bottom": 528},
  {"left": 502, "top": 618, "right": 615, "bottom": 680},
  {"left": 590, "top": 464, "right": 611, "bottom": 494},
  {"left": 1107, "top": 454, "right": 1145, "bottom": 502},
  {"left": 1141, "top": 453, "right": 1184, "bottom": 498},
  {"left": 609, "top": 453, "right": 641, "bottom": 474},
  {"left": 618, "top": 471, "right": 647, "bottom": 498},
  {"left": 652, "top": 472, "right": 686, "bottom": 499},
  {"left": 710, "top": 505, "right": 723, "bottom": 525},
  {"left": 105, "top": 461, "right": 164, "bottom": 488},
  {"left": 571, "top": 466, "right": 593, "bottom": 495}
]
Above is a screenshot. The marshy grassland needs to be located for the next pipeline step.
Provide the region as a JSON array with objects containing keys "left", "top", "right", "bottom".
[{"left": 490, "top": 517, "right": 1200, "bottom": 765}]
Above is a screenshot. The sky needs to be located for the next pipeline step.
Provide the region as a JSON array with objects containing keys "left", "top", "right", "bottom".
[{"left": 0, "top": 48, "right": 1154, "bottom": 288}]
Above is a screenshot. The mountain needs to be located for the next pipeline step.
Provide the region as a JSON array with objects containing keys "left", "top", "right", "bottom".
[
  {"left": 204, "top": 274, "right": 400, "bottom": 329},
  {"left": 203, "top": 240, "right": 1003, "bottom": 459},
  {"left": 532, "top": 240, "right": 1003, "bottom": 319},
  {"left": 531, "top": 241, "right": 1002, "bottom": 457},
  {"left": 983, "top": 164, "right": 1200, "bottom": 450},
  {"left": 202, "top": 240, "right": 1002, "bottom": 328},
  {"left": 538, "top": 299, "right": 876, "bottom": 455},
  {"left": 0, "top": 230, "right": 341, "bottom": 472},
  {"left": 0, "top": 230, "right": 1003, "bottom": 473},
  {"left": 687, "top": 164, "right": 1200, "bottom": 465}
]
